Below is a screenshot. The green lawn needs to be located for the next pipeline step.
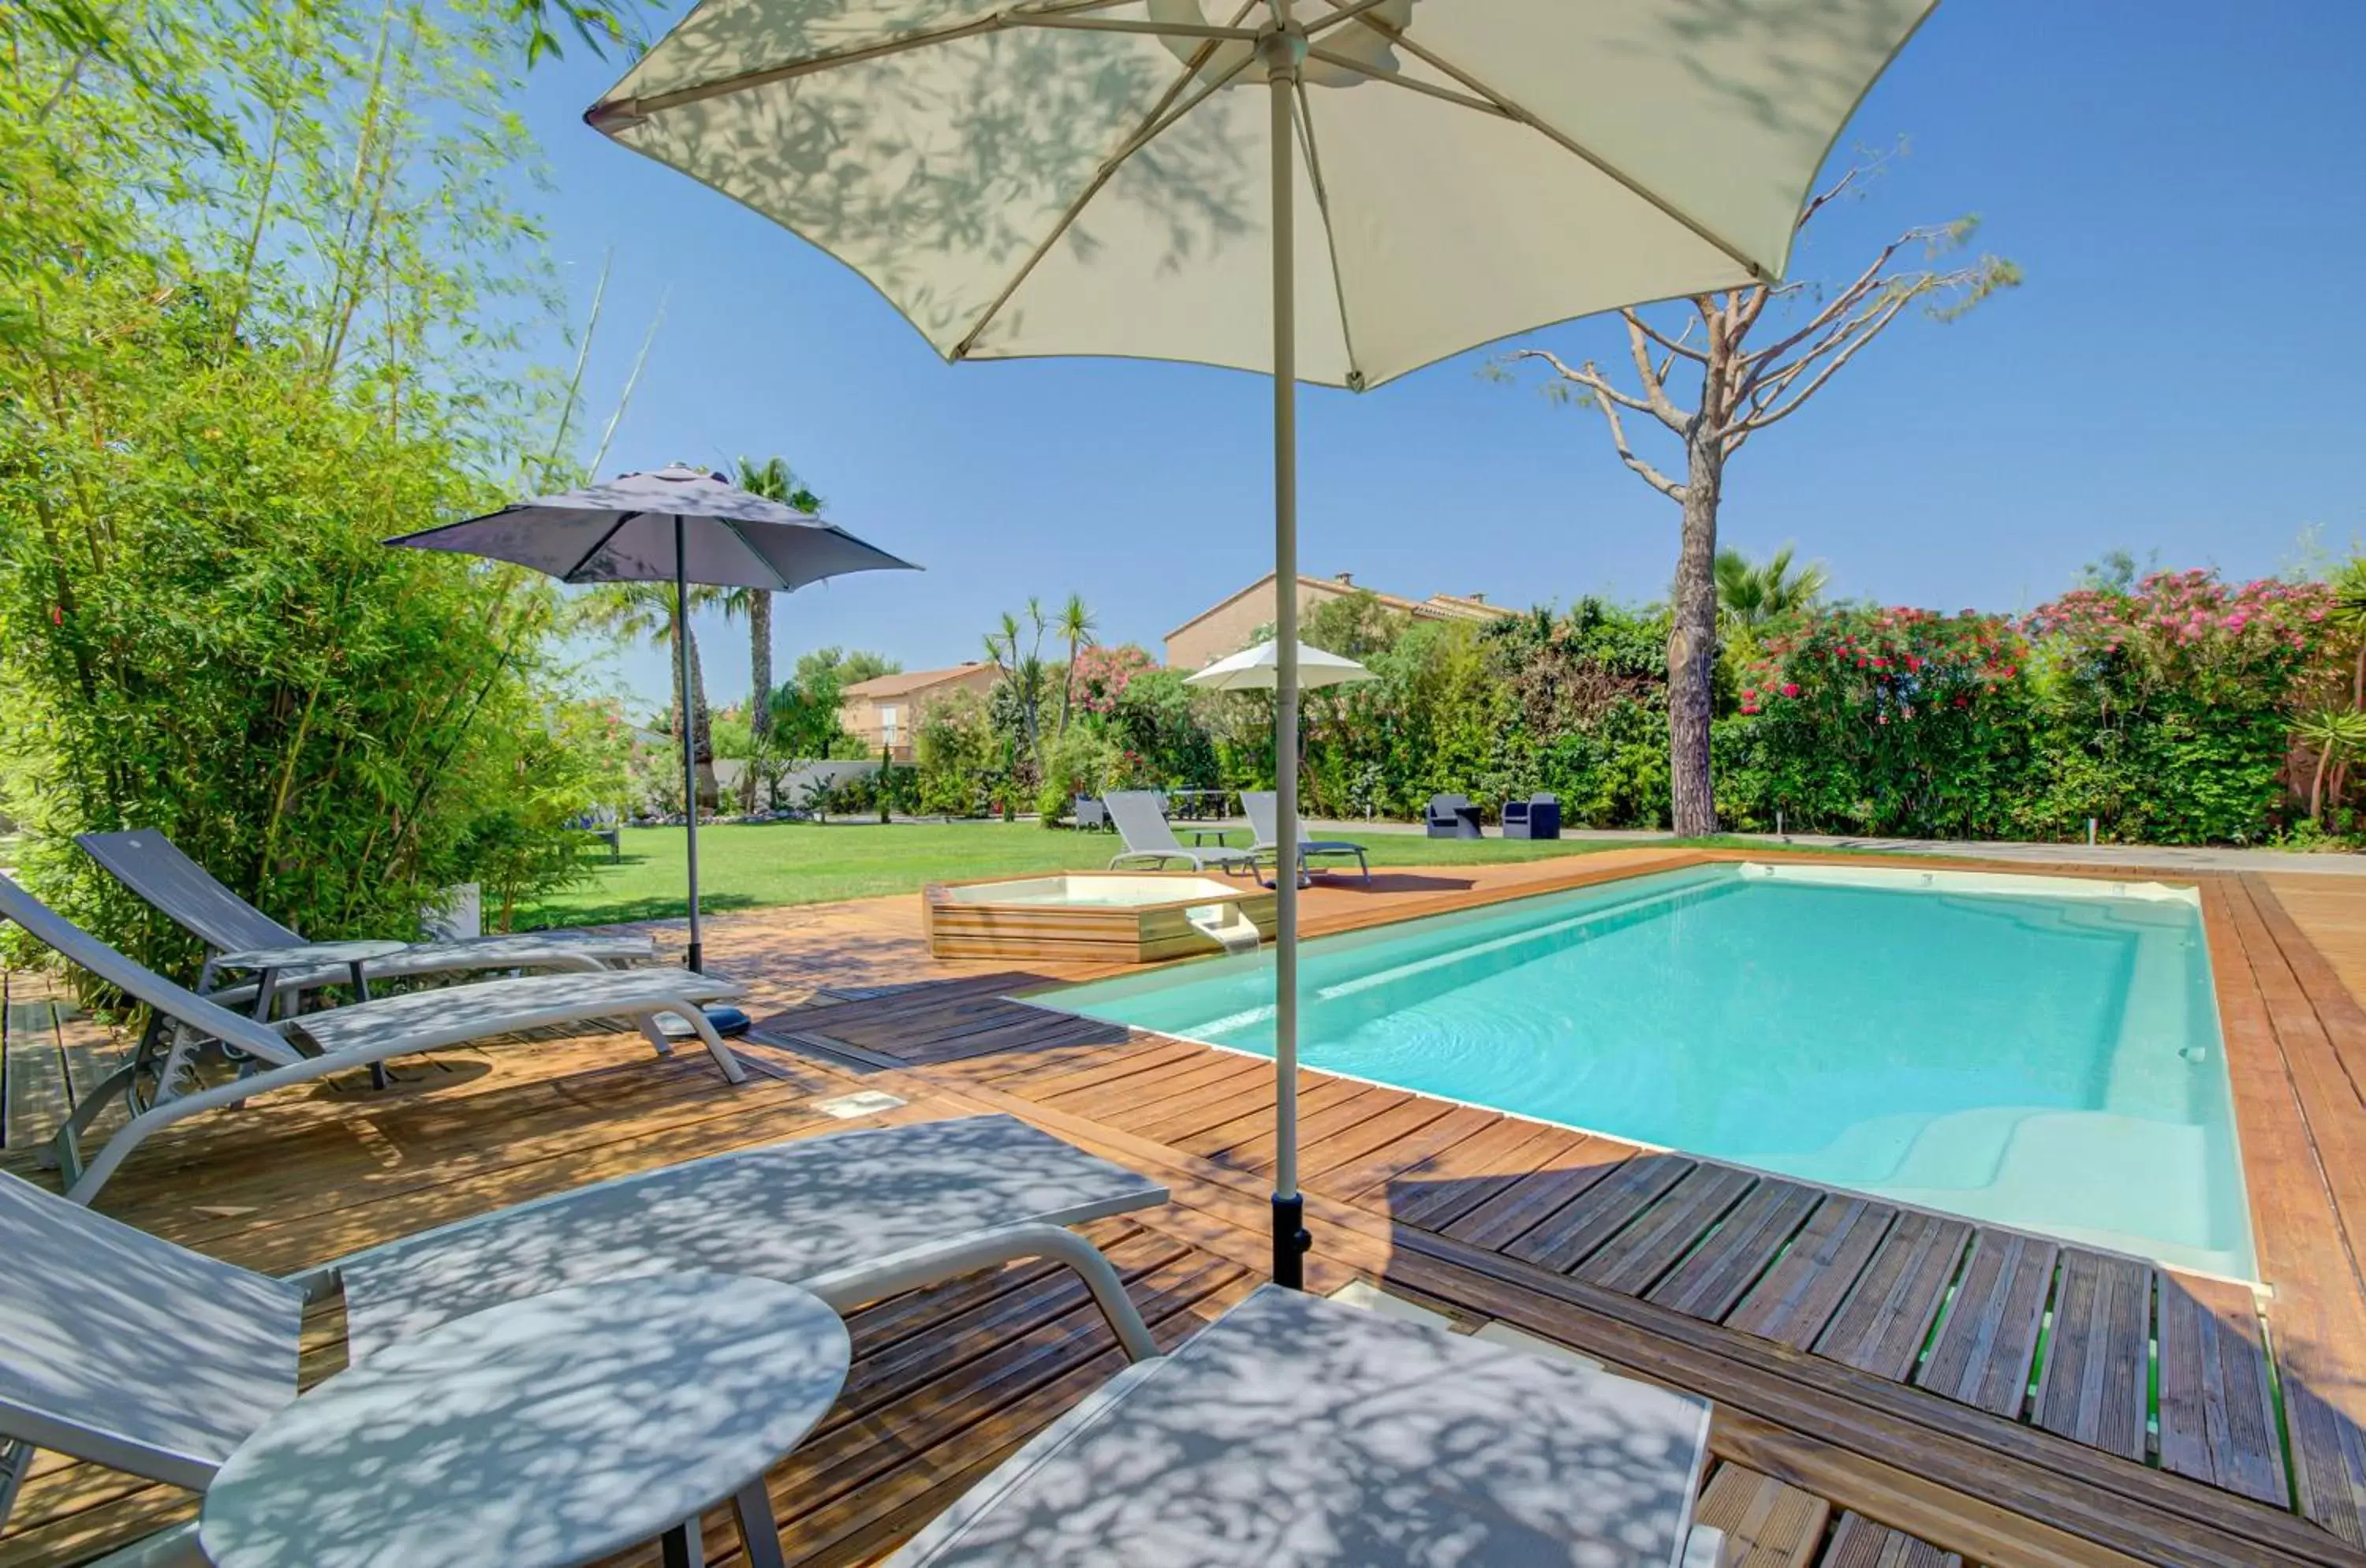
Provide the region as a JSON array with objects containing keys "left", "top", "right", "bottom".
[{"left": 524, "top": 820, "right": 1667, "bottom": 927}]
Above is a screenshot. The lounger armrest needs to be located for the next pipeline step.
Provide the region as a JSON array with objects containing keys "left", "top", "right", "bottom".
[{"left": 802, "top": 1221, "right": 1159, "bottom": 1362}]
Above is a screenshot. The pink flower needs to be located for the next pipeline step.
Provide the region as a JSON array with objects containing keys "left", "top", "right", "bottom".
[{"left": 1782, "top": 683, "right": 1800, "bottom": 698}]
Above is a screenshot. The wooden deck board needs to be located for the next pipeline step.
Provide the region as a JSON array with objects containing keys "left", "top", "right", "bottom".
[
  {"left": 1812, "top": 1211, "right": 1972, "bottom": 1381},
  {"left": 1726, "top": 1196, "right": 1898, "bottom": 1352},
  {"left": 1106, "top": 1062, "right": 1298, "bottom": 1143},
  {"left": 1652, "top": 1178, "right": 1826, "bottom": 1323},
  {"left": 1573, "top": 1162, "right": 1758, "bottom": 1295},
  {"left": 2032, "top": 1250, "right": 2151, "bottom": 1463},
  {"left": 1293, "top": 1093, "right": 1464, "bottom": 1186},
  {"left": 1383, "top": 1120, "right": 1593, "bottom": 1231},
  {"left": 995, "top": 1038, "right": 1202, "bottom": 1099},
  {"left": 1187, "top": 1080, "right": 1397, "bottom": 1173},
  {"left": 2156, "top": 1271, "right": 2289, "bottom": 1506},
  {"left": 2205, "top": 879, "right": 2366, "bottom": 1541},
  {"left": 2, "top": 973, "right": 70, "bottom": 1161},
  {"left": 1693, "top": 1463, "right": 1833, "bottom": 1568},
  {"left": 1311, "top": 1102, "right": 1506, "bottom": 1208},
  {"left": 1914, "top": 1230, "right": 2058, "bottom": 1420},
  {"left": 1503, "top": 1151, "right": 1692, "bottom": 1272},
  {"left": 1819, "top": 1510, "right": 1964, "bottom": 1568}
]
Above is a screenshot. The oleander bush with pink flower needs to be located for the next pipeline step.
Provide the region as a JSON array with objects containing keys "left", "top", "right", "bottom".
[{"left": 1725, "top": 571, "right": 2340, "bottom": 842}]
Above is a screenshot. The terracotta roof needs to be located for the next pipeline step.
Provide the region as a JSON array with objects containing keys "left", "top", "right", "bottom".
[
  {"left": 1164, "top": 572, "right": 1513, "bottom": 640},
  {"left": 840, "top": 663, "right": 992, "bottom": 698},
  {"left": 1422, "top": 593, "right": 1517, "bottom": 622}
]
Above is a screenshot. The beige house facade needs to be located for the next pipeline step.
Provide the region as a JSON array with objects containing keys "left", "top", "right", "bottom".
[
  {"left": 1163, "top": 572, "right": 1514, "bottom": 670},
  {"left": 838, "top": 662, "right": 998, "bottom": 760}
]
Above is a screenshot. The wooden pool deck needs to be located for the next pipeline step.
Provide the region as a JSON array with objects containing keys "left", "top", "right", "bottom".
[{"left": 6, "top": 845, "right": 2366, "bottom": 1566}]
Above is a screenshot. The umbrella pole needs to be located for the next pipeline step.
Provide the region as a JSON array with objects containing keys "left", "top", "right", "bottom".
[
  {"left": 677, "top": 515, "right": 705, "bottom": 974},
  {"left": 1264, "top": 29, "right": 1309, "bottom": 1291}
]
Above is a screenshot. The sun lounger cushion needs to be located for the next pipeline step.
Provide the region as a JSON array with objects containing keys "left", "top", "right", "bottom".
[
  {"left": 287, "top": 968, "right": 741, "bottom": 1058},
  {"left": 890, "top": 1282, "right": 1711, "bottom": 1567},
  {"left": 334, "top": 1115, "right": 1166, "bottom": 1361}
]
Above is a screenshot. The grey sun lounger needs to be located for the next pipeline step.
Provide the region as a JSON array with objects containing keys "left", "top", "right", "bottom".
[
  {"left": 1241, "top": 790, "right": 1371, "bottom": 887},
  {"left": 77, "top": 829, "right": 655, "bottom": 1008},
  {"left": 1103, "top": 790, "right": 1259, "bottom": 875},
  {"left": 0, "top": 875, "right": 748, "bottom": 1202},
  {"left": 0, "top": 1114, "right": 1166, "bottom": 1555},
  {"left": 890, "top": 1282, "right": 1714, "bottom": 1567}
]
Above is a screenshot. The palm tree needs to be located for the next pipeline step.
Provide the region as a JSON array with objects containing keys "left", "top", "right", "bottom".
[
  {"left": 584, "top": 581, "right": 724, "bottom": 809},
  {"left": 2296, "top": 707, "right": 2366, "bottom": 822},
  {"left": 2328, "top": 557, "right": 2366, "bottom": 708},
  {"left": 728, "top": 455, "right": 824, "bottom": 749},
  {"left": 1714, "top": 544, "right": 1830, "bottom": 633},
  {"left": 1056, "top": 592, "right": 1097, "bottom": 737},
  {"left": 983, "top": 601, "right": 1051, "bottom": 776}
]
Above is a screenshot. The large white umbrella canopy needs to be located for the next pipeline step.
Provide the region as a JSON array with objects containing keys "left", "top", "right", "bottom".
[
  {"left": 1184, "top": 639, "right": 1371, "bottom": 692},
  {"left": 588, "top": 0, "right": 1934, "bottom": 1286}
]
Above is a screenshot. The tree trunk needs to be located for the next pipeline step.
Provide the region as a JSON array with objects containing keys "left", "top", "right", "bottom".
[
  {"left": 2311, "top": 745, "right": 2333, "bottom": 822},
  {"left": 1060, "top": 638, "right": 1077, "bottom": 738},
  {"left": 749, "top": 590, "right": 773, "bottom": 742},
  {"left": 686, "top": 619, "right": 718, "bottom": 810},
  {"left": 1666, "top": 427, "right": 1723, "bottom": 836},
  {"left": 668, "top": 622, "right": 687, "bottom": 782}
]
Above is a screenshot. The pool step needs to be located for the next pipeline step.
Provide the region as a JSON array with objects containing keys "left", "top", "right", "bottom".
[{"left": 1745, "top": 1107, "right": 2249, "bottom": 1279}]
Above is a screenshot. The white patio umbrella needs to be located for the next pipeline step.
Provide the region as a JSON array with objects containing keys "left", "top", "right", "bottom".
[
  {"left": 1182, "top": 639, "right": 1371, "bottom": 693},
  {"left": 586, "top": 1, "right": 1934, "bottom": 1286}
]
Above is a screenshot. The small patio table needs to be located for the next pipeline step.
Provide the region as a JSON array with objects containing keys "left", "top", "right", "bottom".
[{"left": 199, "top": 1271, "right": 851, "bottom": 1568}]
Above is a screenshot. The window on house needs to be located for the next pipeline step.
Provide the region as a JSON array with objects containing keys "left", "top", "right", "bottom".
[{"left": 879, "top": 703, "right": 899, "bottom": 748}]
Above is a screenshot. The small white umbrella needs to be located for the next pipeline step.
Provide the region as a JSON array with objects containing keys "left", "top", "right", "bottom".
[
  {"left": 1183, "top": 639, "right": 1371, "bottom": 693},
  {"left": 586, "top": 1, "right": 1935, "bottom": 1287}
]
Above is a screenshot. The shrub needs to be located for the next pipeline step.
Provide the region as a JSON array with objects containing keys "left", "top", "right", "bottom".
[
  {"left": 0, "top": 284, "right": 584, "bottom": 973},
  {"left": 2019, "top": 571, "right": 2333, "bottom": 842},
  {"left": 1738, "top": 607, "right": 2038, "bottom": 838},
  {"left": 912, "top": 690, "right": 1002, "bottom": 816}
]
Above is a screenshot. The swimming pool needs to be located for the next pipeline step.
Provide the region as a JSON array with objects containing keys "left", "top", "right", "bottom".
[{"left": 1054, "top": 861, "right": 2256, "bottom": 1279}]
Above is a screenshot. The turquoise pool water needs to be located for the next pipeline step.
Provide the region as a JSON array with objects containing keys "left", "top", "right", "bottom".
[{"left": 1055, "top": 862, "right": 2255, "bottom": 1279}]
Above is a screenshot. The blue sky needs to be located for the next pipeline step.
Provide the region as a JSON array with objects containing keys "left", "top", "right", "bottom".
[{"left": 515, "top": 3, "right": 2366, "bottom": 717}]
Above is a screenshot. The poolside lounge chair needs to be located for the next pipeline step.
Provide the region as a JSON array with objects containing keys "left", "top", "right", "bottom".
[
  {"left": 1103, "top": 790, "right": 1258, "bottom": 875},
  {"left": 0, "top": 1114, "right": 1166, "bottom": 1551},
  {"left": 0, "top": 875, "right": 748, "bottom": 1202},
  {"left": 888, "top": 1282, "right": 1713, "bottom": 1567},
  {"left": 1241, "top": 791, "right": 1371, "bottom": 886},
  {"left": 77, "top": 829, "right": 655, "bottom": 1009}
]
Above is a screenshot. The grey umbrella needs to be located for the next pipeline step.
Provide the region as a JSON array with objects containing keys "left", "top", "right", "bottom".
[{"left": 389, "top": 464, "right": 920, "bottom": 977}]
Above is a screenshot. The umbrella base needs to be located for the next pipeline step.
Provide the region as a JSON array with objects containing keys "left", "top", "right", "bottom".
[
  {"left": 1271, "top": 1193, "right": 1309, "bottom": 1290},
  {"left": 657, "top": 1006, "right": 752, "bottom": 1041}
]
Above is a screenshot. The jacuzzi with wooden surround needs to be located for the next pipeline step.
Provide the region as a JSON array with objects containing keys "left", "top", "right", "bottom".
[{"left": 922, "top": 874, "right": 1276, "bottom": 965}]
